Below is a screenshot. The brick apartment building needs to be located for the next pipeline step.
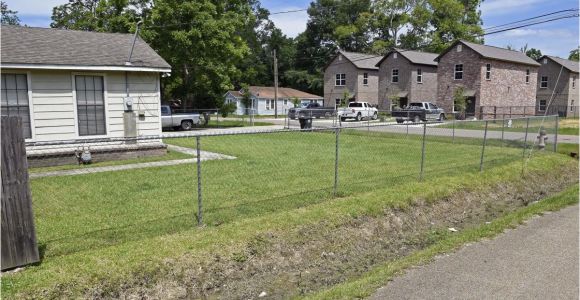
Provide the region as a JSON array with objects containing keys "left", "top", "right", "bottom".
[
  {"left": 323, "top": 50, "right": 381, "bottom": 107},
  {"left": 375, "top": 49, "right": 438, "bottom": 110},
  {"left": 435, "top": 40, "right": 540, "bottom": 118},
  {"left": 536, "top": 55, "right": 579, "bottom": 117}
]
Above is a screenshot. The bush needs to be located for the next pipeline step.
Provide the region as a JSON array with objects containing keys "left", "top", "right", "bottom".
[{"left": 220, "top": 102, "right": 237, "bottom": 118}]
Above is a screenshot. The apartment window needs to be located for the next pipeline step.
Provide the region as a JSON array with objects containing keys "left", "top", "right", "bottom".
[
  {"left": 485, "top": 64, "right": 491, "bottom": 80},
  {"left": 526, "top": 69, "right": 530, "bottom": 84},
  {"left": 454, "top": 64, "right": 463, "bottom": 80},
  {"left": 543, "top": 58, "right": 548, "bottom": 64},
  {"left": 76, "top": 75, "right": 106, "bottom": 136},
  {"left": 538, "top": 100, "right": 547, "bottom": 111},
  {"left": 1, "top": 73, "right": 31, "bottom": 138},
  {"left": 540, "top": 76, "right": 548, "bottom": 88},
  {"left": 335, "top": 98, "right": 341, "bottom": 105},
  {"left": 416, "top": 68, "right": 423, "bottom": 83},
  {"left": 391, "top": 69, "right": 399, "bottom": 83},
  {"left": 363, "top": 73, "right": 369, "bottom": 85},
  {"left": 457, "top": 44, "right": 462, "bottom": 52},
  {"left": 335, "top": 73, "right": 346, "bottom": 86}
]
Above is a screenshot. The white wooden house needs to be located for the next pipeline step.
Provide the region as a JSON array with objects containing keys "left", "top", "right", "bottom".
[{"left": 224, "top": 86, "right": 324, "bottom": 115}]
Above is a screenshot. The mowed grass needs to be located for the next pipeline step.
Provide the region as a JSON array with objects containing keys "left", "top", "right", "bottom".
[
  {"left": 438, "top": 117, "right": 578, "bottom": 136},
  {"left": 3, "top": 130, "right": 564, "bottom": 298}
]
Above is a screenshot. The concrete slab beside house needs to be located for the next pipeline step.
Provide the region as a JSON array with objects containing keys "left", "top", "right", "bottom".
[
  {"left": 536, "top": 55, "right": 579, "bottom": 117},
  {"left": 0, "top": 25, "right": 172, "bottom": 167},
  {"left": 323, "top": 50, "right": 381, "bottom": 107},
  {"left": 224, "top": 86, "right": 323, "bottom": 115},
  {"left": 435, "top": 40, "right": 540, "bottom": 119},
  {"left": 375, "top": 49, "right": 438, "bottom": 110}
]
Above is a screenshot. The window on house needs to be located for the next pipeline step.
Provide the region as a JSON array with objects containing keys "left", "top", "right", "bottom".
[
  {"left": 538, "top": 100, "right": 547, "bottom": 111},
  {"left": 335, "top": 98, "right": 341, "bottom": 105},
  {"left": 1, "top": 73, "right": 31, "bottom": 138},
  {"left": 391, "top": 69, "right": 399, "bottom": 83},
  {"left": 363, "top": 73, "right": 368, "bottom": 85},
  {"left": 485, "top": 64, "right": 491, "bottom": 80},
  {"left": 457, "top": 44, "right": 462, "bottom": 52},
  {"left": 416, "top": 68, "right": 423, "bottom": 83},
  {"left": 393, "top": 53, "right": 398, "bottom": 59},
  {"left": 540, "top": 76, "right": 548, "bottom": 88},
  {"left": 76, "top": 75, "right": 106, "bottom": 136},
  {"left": 526, "top": 69, "right": 530, "bottom": 84},
  {"left": 283, "top": 99, "right": 288, "bottom": 106},
  {"left": 543, "top": 58, "right": 548, "bottom": 64},
  {"left": 335, "top": 73, "right": 346, "bottom": 86},
  {"left": 454, "top": 64, "right": 463, "bottom": 80}
]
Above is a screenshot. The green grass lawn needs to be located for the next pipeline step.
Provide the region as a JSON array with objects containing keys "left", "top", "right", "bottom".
[
  {"left": 204, "top": 119, "right": 274, "bottom": 128},
  {"left": 438, "top": 117, "right": 579, "bottom": 136},
  {"left": 28, "top": 149, "right": 192, "bottom": 174},
  {"left": 3, "top": 130, "right": 576, "bottom": 298}
]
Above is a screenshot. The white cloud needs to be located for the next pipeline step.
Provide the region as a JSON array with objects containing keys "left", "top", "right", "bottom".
[
  {"left": 4, "top": 0, "right": 67, "bottom": 15},
  {"left": 269, "top": 8, "right": 308, "bottom": 38},
  {"left": 480, "top": 0, "right": 543, "bottom": 16},
  {"left": 502, "top": 28, "right": 576, "bottom": 38}
]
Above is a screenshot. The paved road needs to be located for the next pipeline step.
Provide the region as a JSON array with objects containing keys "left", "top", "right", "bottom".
[{"left": 371, "top": 204, "right": 579, "bottom": 300}]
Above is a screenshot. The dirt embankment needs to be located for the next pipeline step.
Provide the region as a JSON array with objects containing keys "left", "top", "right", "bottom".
[{"left": 110, "top": 163, "right": 577, "bottom": 299}]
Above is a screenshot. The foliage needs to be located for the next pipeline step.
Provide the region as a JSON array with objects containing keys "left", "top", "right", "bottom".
[
  {"left": 569, "top": 48, "right": 580, "bottom": 61},
  {"left": 240, "top": 84, "right": 253, "bottom": 115},
  {"left": 453, "top": 86, "right": 468, "bottom": 119},
  {"left": 525, "top": 47, "right": 543, "bottom": 61},
  {"left": 290, "top": 96, "right": 301, "bottom": 108},
  {"left": 1, "top": 1, "right": 20, "bottom": 25},
  {"left": 220, "top": 102, "right": 237, "bottom": 118},
  {"left": 389, "top": 95, "right": 401, "bottom": 108}
]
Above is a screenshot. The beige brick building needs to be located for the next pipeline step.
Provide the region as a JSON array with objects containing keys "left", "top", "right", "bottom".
[
  {"left": 536, "top": 55, "right": 579, "bottom": 117},
  {"left": 323, "top": 51, "right": 381, "bottom": 107},
  {"left": 375, "top": 49, "right": 438, "bottom": 110},
  {"left": 435, "top": 40, "right": 540, "bottom": 119}
]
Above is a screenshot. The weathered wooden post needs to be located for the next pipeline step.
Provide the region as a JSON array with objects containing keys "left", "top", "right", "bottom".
[{"left": 1, "top": 116, "right": 40, "bottom": 270}]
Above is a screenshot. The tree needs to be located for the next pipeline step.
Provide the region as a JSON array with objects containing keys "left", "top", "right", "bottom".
[
  {"left": 1, "top": 1, "right": 20, "bottom": 25},
  {"left": 453, "top": 86, "right": 470, "bottom": 120},
  {"left": 427, "top": 0, "right": 484, "bottom": 52},
  {"left": 569, "top": 48, "right": 579, "bottom": 61},
  {"left": 525, "top": 48, "right": 542, "bottom": 61}
]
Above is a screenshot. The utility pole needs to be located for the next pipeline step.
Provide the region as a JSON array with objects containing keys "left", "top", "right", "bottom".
[{"left": 273, "top": 49, "right": 279, "bottom": 119}]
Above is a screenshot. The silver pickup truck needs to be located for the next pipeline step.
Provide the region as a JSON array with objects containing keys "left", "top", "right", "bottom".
[{"left": 161, "top": 105, "right": 202, "bottom": 130}]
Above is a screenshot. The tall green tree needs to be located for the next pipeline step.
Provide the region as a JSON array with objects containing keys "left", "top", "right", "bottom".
[
  {"left": 525, "top": 48, "right": 543, "bottom": 61},
  {"left": 427, "top": 0, "right": 484, "bottom": 52},
  {"left": 1, "top": 1, "right": 20, "bottom": 25},
  {"left": 569, "top": 48, "right": 579, "bottom": 61}
]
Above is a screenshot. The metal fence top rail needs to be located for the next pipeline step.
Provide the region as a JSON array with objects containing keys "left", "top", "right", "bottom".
[{"left": 24, "top": 115, "right": 559, "bottom": 147}]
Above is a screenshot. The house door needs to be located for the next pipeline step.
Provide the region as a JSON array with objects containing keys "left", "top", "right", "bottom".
[
  {"left": 465, "top": 97, "right": 476, "bottom": 117},
  {"left": 399, "top": 97, "right": 408, "bottom": 109}
]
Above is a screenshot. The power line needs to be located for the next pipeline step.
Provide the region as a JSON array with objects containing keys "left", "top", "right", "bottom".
[{"left": 483, "top": 9, "right": 578, "bottom": 31}]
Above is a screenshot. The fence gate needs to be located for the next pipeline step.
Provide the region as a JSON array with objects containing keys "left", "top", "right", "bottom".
[{"left": 1, "top": 116, "right": 39, "bottom": 270}]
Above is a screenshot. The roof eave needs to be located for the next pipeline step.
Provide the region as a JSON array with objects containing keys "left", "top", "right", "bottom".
[{"left": 0, "top": 63, "right": 171, "bottom": 73}]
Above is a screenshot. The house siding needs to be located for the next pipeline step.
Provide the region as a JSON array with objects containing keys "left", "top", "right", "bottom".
[
  {"left": 324, "top": 54, "right": 379, "bottom": 106},
  {"left": 536, "top": 58, "right": 577, "bottom": 116},
  {"left": 437, "top": 44, "right": 537, "bottom": 118},
  {"left": 3, "top": 69, "right": 162, "bottom": 142},
  {"left": 378, "top": 54, "right": 437, "bottom": 109}
]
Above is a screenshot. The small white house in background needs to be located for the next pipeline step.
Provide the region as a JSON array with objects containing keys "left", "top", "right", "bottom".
[
  {"left": 1, "top": 25, "right": 171, "bottom": 166},
  {"left": 224, "top": 86, "right": 324, "bottom": 115}
]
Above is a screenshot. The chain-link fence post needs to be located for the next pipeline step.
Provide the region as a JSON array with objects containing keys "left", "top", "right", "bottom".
[
  {"left": 419, "top": 122, "right": 427, "bottom": 181},
  {"left": 333, "top": 127, "right": 340, "bottom": 196},
  {"left": 501, "top": 116, "right": 505, "bottom": 146},
  {"left": 452, "top": 118, "right": 455, "bottom": 143},
  {"left": 216, "top": 109, "right": 220, "bottom": 128},
  {"left": 522, "top": 116, "right": 530, "bottom": 157},
  {"left": 196, "top": 136, "right": 203, "bottom": 226},
  {"left": 554, "top": 115, "right": 559, "bottom": 152},
  {"left": 480, "top": 120, "right": 488, "bottom": 172}
]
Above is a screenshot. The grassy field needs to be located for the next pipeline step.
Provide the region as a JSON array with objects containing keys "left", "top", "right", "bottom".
[
  {"left": 204, "top": 119, "right": 274, "bottom": 128},
  {"left": 437, "top": 117, "right": 579, "bottom": 135},
  {"left": 28, "top": 149, "right": 192, "bottom": 174},
  {"left": 2, "top": 130, "right": 576, "bottom": 298}
]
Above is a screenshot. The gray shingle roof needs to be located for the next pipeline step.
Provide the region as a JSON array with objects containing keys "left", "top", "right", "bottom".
[
  {"left": 543, "top": 55, "right": 579, "bottom": 73},
  {"left": 339, "top": 51, "right": 382, "bottom": 70},
  {"left": 376, "top": 49, "right": 438, "bottom": 67},
  {"left": 453, "top": 40, "right": 540, "bottom": 66},
  {"left": 1, "top": 25, "right": 171, "bottom": 70}
]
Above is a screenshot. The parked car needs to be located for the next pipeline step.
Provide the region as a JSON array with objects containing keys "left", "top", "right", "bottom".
[
  {"left": 288, "top": 102, "right": 336, "bottom": 119},
  {"left": 392, "top": 102, "right": 445, "bottom": 123},
  {"left": 338, "top": 102, "right": 378, "bottom": 121},
  {"left": 161, "top": 105, "right": 202, "bottom": 130}
]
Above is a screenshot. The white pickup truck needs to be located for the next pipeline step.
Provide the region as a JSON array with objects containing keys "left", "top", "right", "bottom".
[{"left": 338, "top": 102, "right": 378, "bottom": 122}]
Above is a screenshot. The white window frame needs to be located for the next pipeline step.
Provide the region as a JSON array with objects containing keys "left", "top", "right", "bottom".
[
  {"left": 526, "top": 69, "right": 530, "bottom": 84},
  {"left": 416, "top": 68, "right": 423, "bottom": 83},
  {"left": 540, "top": 76, "right": 548, "bottom": 89},
  {"left": 485, "top": 63, "right": 491, "bottom": 80},
  {"left": 283, "top": 99, "right": 288, "bottom": 107},
  {"left": 335, "top": 73, "right": 346, "bottom": 86},
  {"left": 454, "top": 64, "right": 463, "bottom": 80},
  {"left": 72, "top": 72, "right": 109, "bottom": 139},
  {"left": 265, "top": 99, "right": 273, "bottom": 110},
  {"left": 0, "top": 70, "right": 35, "bottom": 141},
  {"left": 457, "top": 44, "right": 462, "bottom": 52},
  {"left": 391, "top": 69, "right": 399, "bottom": 83},
  {"left": 538, "top": 100, "right": 547, "bottom": 112},
  {"left": 363, "top": 73, "right": 368, "bottom": 85}
]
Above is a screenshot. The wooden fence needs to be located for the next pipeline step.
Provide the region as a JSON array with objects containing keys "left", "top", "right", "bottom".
[{"left": 1, "top": 116, "right": 39, "bottom": 270}]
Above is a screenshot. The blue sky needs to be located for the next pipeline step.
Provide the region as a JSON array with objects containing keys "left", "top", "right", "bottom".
[{"left": 6, "top": 0, "right": 579, "bottom": 58}]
